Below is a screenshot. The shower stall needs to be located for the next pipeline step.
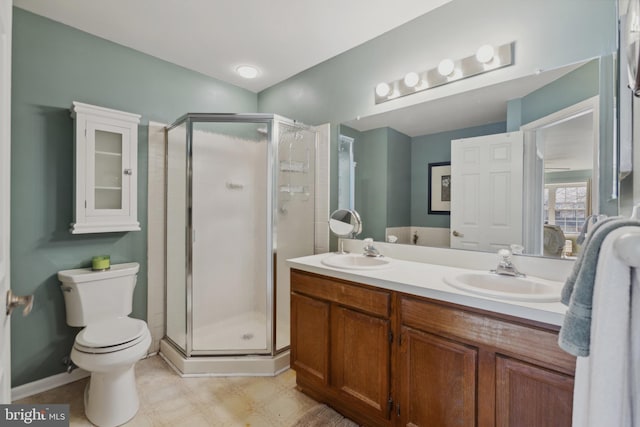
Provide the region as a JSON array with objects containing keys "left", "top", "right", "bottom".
[{"left": 162, "top": 114, "right": 317, "bottom": 374}]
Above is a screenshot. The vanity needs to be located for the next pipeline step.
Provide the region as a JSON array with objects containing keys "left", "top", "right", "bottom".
[{"left": 288, "top": 249, "right": 575, "bottom": 427}]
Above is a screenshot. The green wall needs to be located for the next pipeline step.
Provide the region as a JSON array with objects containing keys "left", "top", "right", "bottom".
[
  {"left": 545, "top": 169, "right": 593, "bottom": 185},
  {"left": 344, "top": 126, "right": 411, "bottom": 240},
  {"left": 353, "top": 128, "right": 388, "bottom": 240},
  {"left": 11, "top": 8, "right": 257, "bottom": 386},
  {"left": 520, "top": 60, "right": 599, "bottom": 126},
  {"left": 386, "top": 128, "right": 411, "bottom": 228}
]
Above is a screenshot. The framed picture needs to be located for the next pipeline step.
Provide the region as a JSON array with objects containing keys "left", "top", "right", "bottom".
[{"left": 428, "top": 162, "right": 451, "bottom": 214}]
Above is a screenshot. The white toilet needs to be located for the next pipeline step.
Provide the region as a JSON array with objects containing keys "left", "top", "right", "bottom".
[{"left": 58, "top": 262, "right": 151, "bottom": 427}]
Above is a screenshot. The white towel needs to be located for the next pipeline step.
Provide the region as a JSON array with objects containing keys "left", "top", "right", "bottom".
[{"left": 571, "top": 226, "right": 640, "bottom": 427}]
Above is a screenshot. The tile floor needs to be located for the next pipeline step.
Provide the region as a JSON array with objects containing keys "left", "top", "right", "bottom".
[{"left": 16, "top": 355, "right": 320, "bottom": 426}]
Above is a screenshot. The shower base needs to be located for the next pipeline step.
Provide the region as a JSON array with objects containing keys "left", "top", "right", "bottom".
[
  {"left": 159, "top": 338, "right": 290, "bottom": 377},
  {"left": 192, "top": 310, "right": 290, "bottom": 352}
]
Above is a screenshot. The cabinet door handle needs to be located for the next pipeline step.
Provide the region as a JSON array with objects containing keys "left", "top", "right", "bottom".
[
  {"left": 452, "top": 230, "right": 464, "bottom": 237},
  {"left": 124, "top": 169, "right": 133, "bottom": 175}
]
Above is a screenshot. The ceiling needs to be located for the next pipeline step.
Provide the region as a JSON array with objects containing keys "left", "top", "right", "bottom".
[{"left": 14, "top": 0, "right": 451, "bottom": 93}]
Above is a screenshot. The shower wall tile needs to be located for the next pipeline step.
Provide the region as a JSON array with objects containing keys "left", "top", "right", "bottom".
[
  {"left": 314, "top": 123, "right": 330, "bottom": 253},
  {"left": 147, "top": 121, "right": 167, "bottom": 354},
  {"left": 314, "top": 222, "right": 329, "bottom": 254}
]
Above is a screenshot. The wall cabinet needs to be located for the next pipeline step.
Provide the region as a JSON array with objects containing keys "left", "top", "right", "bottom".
[
  {"left": 291, "top": 269, "right": 576, "bottom": 427},
  {"left": 70, "top": 102, "right": 141, "bottom": 234}
]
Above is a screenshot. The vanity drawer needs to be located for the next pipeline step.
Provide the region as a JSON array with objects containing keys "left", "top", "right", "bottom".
[
  {"left": 400, "top": 296, "right": 575, "bottom": 373},
  {"left": 291, "top": 269, "right": 390, "bottom": 318}
]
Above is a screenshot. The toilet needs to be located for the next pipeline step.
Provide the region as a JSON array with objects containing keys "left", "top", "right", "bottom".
[{"left": 58, "top": 262, "right": 151, "bottom": 427}]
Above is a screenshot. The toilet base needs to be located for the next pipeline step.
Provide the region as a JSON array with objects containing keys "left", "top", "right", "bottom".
[{"left": 84, "top": 367, "right": 139, "bottom": 427}]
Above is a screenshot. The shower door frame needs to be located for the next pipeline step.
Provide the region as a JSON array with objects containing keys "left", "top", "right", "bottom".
[{"left": 165, "top": 113, "right": 310, "bottom": 358}]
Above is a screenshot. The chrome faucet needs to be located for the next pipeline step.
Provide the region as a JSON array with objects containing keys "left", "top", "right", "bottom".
[
  {"left": 491, "top": 249, "right": 525, "bottom": 277},
  {"left": 363, "top": 238, "right": 382, "bottom": 257}
]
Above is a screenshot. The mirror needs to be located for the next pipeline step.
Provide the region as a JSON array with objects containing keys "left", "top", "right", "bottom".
[
  {"left": 338, "top": 56, "right": 618, "bottom": 257},
  {"left": 329, "top": 209, "right": 362, "bottom": 253}
]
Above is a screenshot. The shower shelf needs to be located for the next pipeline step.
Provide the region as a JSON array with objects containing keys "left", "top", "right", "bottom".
[
  {"left": 280, "top": 185, "right": 309, "bottom": 195},
  {"left": 279, "top": 160, "right": 308, "bottom": 173}
]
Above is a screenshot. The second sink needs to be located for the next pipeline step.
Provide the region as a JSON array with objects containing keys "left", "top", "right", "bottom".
[
  {"left": 444, "top": 272, "right": 561, "bottom": 302},
  {"left": 321, "top": 253, "right": 393, "bottom": 270}
]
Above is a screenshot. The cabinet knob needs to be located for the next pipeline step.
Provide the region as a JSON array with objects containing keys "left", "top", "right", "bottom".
[
  {"left": 124, "top": 169, "right": 133, "bottom": 175},
  {"left": 452, "top": 230, "right": 464, "bottom": 237}
]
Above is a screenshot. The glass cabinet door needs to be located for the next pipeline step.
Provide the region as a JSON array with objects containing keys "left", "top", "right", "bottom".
[
  {"left": 86, "top": 122, "right": 131, "bottom": 217},
  {"left": 70, "top": 101, "right": 141, "bottom": 234}
]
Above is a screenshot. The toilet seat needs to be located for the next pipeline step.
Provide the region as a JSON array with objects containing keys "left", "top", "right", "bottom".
[{"left": 74, "top": 317, "right": 148, "bottom": 354}]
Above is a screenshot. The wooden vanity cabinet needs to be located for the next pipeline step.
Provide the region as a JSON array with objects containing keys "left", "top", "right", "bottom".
[
  {"left": 290, "top": 269, "right": 576, "bottom": 427},
  {"left": 291, "top": 269, "right": 393, "bottom": 427},
  {"left": 399, "top": 296, "right": 575, "bottom": 427}
]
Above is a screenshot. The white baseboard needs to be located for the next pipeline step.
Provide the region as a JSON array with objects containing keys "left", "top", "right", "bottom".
[{"left": 11, "top": 369, "right": 90, "bottom": 402}]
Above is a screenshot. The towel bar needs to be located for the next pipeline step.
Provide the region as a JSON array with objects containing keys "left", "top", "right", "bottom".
[{"left": 613, "top": 232, "right": 640, "bottom": 268}]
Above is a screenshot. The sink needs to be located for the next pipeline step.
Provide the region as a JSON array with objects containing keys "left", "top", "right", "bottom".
[
  {"left": 443, "top": 272, "right": 561, "bottom": 302},
  {"left": 321, "top": 253, "right": 393, "bottom": 270}
]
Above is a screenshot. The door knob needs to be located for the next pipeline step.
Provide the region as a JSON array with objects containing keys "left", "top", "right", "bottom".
[
  {"left": 6, "top": 289, "right": 34, "bottom": 316},
  {"left": 452, "top": 230, "right": 464, "bottom": 237}
]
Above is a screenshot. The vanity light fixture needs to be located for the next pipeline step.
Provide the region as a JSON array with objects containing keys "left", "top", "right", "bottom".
[
  {"left": 236, "top": 65, "right": 259, "bottom": 79},
  {"left": 403, "top": 71, "right": 420, "bottom": 88},
  {"left": 375, "top": 82, "right": 391, "bottom": 97},
  {"left": 476, "top": 44, "right": 495, "bottom": 64},
  {"left": 437, "top": 59, "right": 455, "bottom": 76},
  {"left": 374, "top": 42, "right": 514, "bottom": 104}
]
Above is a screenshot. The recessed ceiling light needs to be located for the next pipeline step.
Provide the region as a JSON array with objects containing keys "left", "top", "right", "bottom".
[{"left": 236, "top": 65, "right": 259, "bottom": 79}]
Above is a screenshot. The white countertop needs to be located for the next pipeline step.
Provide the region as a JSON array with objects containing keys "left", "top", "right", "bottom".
[{"left": 288, "top": 253, "right": 568, "bottom": 326}]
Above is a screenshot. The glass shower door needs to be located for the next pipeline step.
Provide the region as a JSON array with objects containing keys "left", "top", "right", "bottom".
[
  {"left": 190, "top": 121, "right": 272, "bottom": 354},
  {"left": 275, "top": 122, "right": 316, "bottom": 352}
]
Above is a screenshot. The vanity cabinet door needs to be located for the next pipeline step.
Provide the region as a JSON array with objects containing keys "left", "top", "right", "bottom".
[
  {"left": 291, "top": 292, "right": 330, "bottom": 386},
  {"left": 398, "top": 326, "right": 477, "bottom": 427},
  {"left": 331, "top": 305, "right": 391, "bottom": 420},
  {"left": 495, "top": 355, "right": 573, "bottom": 427}
]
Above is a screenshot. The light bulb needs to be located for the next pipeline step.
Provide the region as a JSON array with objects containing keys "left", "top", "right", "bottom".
[
  {"left": 236, "top": 65, "right": 259, "bottom": 79},
  {"left": 438, "top": 59, "right": 455, "bottom": 76},
  {"left": 404, "top": 72, "right": 420, "bottom": 88},
  {"left": 376, "top": 82, "right": 391, "bottom": 97},
  {"left": 476, "top": 44, "right": 495, "bottom": 63}
]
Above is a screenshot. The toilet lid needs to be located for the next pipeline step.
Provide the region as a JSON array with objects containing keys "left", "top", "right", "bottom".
[{"left": 76, "top": 317, "right": 147, "bottom": 349}]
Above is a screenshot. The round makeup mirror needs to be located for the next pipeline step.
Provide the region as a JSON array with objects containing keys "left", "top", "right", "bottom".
[{"left": 329, "top": 209, "right": 362, "bottom": 253}]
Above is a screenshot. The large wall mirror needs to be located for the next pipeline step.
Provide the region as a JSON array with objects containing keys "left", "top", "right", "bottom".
[{"left": 338, "top": 54, "right": 618, "bottom": 258}]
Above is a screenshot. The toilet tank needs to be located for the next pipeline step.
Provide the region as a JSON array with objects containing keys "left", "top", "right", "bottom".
[{"left": 57, "top": 262, "right": 140, "bottom": 327}]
